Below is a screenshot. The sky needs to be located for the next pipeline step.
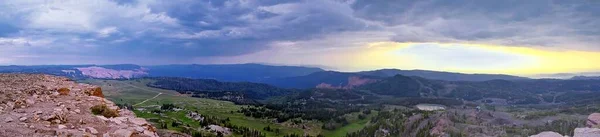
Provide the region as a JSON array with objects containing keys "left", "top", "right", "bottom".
[{"left": 0, "top": 0, "right": 599, "bottom": 77}]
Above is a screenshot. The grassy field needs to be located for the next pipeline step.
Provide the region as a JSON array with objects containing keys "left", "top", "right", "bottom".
[
  {"left": 321, "top": 111, "right": 377, "bottom": 137},
  {"left": 81, "top": 79, "right": 307, "bottom": 136},
  {"left": 80, "top": 79, "right": 373, "bottom": 137}
]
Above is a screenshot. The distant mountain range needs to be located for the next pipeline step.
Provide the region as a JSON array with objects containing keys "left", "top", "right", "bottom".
[
  {"left": 533, "top": 72, "right": 600, "bottom": 79},
  {"left": 262, "top": 69, "right": 529, "bottom": 88},
  {"left": 571, "top": 76, "right": 600, "bottom": 80},
  {"left": 1, "top": 64, "right": 533, "bottom": 88},
  {"left": 358, "top": 69, "right": 529, "bottom": 81}
]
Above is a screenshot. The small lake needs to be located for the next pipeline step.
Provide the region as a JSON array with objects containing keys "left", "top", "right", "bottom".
[{"left": 415, "top": 104, "right": 446, "bottom": 111}]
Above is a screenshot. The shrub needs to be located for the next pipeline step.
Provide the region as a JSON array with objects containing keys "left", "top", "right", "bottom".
[
  {"left": 58, "top": 88, "right": 70, "bottom": 95},
  {"left": 90, "top": 104, "right": 119, "bottom": 118},
  {"left": 91, "top": 87, "right": 104, "bottom": 98}
]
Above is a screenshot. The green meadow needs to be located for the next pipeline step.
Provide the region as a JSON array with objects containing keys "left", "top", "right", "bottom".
[{"left": 81, "top": 79, "right": 372, "bottom": 137}]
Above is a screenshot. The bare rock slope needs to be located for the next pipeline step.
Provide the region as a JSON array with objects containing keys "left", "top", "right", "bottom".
[{"left": 0, "top": 74, "right": 158, "bottom": 137}]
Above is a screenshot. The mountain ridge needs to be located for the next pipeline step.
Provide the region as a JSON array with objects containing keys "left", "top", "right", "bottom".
[
  {"left": 358, "top": 69, "right": 529, "bottom": 81},
  {"left": 1, "top": 64, "right": 534, "bottom": 88}
]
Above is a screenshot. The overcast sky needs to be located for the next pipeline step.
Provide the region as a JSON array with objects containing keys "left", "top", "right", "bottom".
[{"left": 0, "top": 0, "right": 599, "bottom": 76}]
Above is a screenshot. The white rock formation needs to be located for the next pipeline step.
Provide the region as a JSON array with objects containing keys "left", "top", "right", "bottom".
[
  {"left": 530, "top": 131, "right": 564, "bottom": 137},
  {"left": 574, "top": 128, "right": 600, "bottom": 137}
]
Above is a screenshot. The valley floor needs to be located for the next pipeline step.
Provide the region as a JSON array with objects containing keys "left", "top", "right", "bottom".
[{"left": 81, "top": 79, "right": 370, "bottom": 137}]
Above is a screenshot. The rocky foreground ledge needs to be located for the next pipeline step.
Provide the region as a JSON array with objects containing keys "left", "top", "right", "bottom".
[
  {"left": 531, "top": 113, "right": 600, "bottom": 137},
  {"left": 0, "top": 74, "right": 158, "bottom": 137}
]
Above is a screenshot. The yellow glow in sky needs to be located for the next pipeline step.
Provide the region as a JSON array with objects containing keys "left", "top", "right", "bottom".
[{"left": 357, "top": 42, "right": 600, "bottom": 76}]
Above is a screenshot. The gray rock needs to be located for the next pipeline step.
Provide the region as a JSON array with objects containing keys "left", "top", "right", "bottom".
[
  {"left": 58, "top": 124, "right": 66, "bottom": 129},
  {"left": 530, "top": 131, "right": 563, "bottom": 137},
  {"left": 143, "top": 130, "right": 156, "bottom": 137},
  {"left": 114, "top": 117, "right": 128, "bottom": 122},
  {"left": 112, "top": 129, "right": 133, "bottom": 137},
  {"left": 134, "top": 126, "right": 145, "bottom": 133},
  {"left": 129, "top": 118, "right": 147, "bottom": 126},
  {"left": 19, "top": 117, "right": 27, "bottom": 122},
  {"left": 574, "top": 128, "right": 600, "bottom": 137},
  {"left": 26, "top": 99, "right": 35, "bottom": 106},
  {"left": 4, "top": 117, "right": 13, "bottom": 123},
  {"left": 42, "top": 114, "right": 56, "bottom": 121},
  {"left": 111, "top": 118, "right": 123, "bottom": 124},
  {"left": 587, "top": 113, "right": 600, "bottom": 128},
  {"left": 97, "top": 116, "right": 109, "bottom": 121},
  {"left": 86, "top": 127, "right": 99, "bottom": 134},
  {"left": 6, "top": 102, "right": 15, "bottom": 110}
]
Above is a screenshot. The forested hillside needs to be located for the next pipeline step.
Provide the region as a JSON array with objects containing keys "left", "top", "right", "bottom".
[{"left": 147, "top": 77, "right": 293, "bottom": 101}]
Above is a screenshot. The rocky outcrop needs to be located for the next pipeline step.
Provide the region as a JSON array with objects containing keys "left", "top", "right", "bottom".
[
  {"left": 0, "top": 74, "right": 158, "bottom": 137},
  {"left": 586, "top": 113, "right": 600, "bottom": 128},
  {"left": 531, "top": 113, "right": 600, "bottom": 137},
  {"left": 574, "top": 128, "right": 600, "bottom": 137}
]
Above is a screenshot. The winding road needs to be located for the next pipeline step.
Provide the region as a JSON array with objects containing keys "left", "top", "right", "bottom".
[{"left": 133, "top": 93, "right": 163, "bottom": 106}]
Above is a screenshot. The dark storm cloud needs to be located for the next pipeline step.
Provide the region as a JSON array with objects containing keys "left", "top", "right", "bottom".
[
  {"left": 351, "top": 0, "right": 600, "bottom": 48},
  {"left": 0, "top": 0, "right": 598, "bottom": 64}
]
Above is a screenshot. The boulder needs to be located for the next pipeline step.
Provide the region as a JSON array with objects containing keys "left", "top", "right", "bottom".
[
  {"left": 574, "top": 128, "right": 600, "bottom": 137},
  {"left": 19, "top": 117, "right": 27, "bottom": 122},
  {"left": 4, "top": 117, "right": 13, "bottom": 123},
  {"left": 530, "top": 131, "right": 563, "bottom": 137},
  {"left": 587, "top": 113, "right": 600, "bottom": 128},
  {"left": 86, "top": 127, "right": 99, "bottom": 134}
]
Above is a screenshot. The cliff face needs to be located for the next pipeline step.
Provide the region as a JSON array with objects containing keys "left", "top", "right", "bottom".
[{"left": 0, "top": 74, "right": 158, "bottom": 137}]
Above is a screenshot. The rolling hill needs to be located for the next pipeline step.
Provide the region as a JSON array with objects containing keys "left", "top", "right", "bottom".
[
  {"left": 145, "top": 63, "right": 324, "bottom": 82},
  {"left": 262, "top": 71, "right": 382, "bottom": 88},
  {"left": 262, "top": 69, "right": 528, "bottom": 89},
  {"left": 358, "top": 69, "right": 529, "bottom": 81}
]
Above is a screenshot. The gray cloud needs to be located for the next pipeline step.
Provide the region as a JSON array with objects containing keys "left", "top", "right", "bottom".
[
  {"left": 351, "top": 0, "right": 600, "bottom": 49},
  {"left": 0, "top": 0, "right": 598, "bottom": 65}
]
